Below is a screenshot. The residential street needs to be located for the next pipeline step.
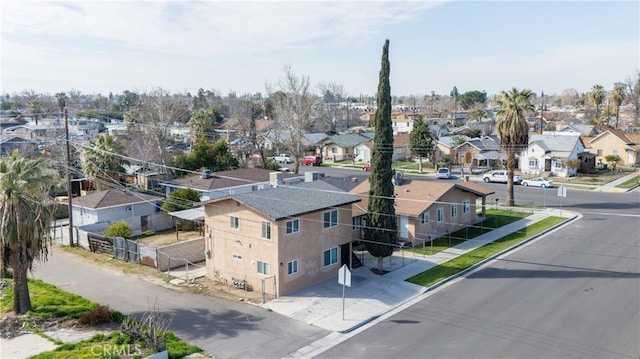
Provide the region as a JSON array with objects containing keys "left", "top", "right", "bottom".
[{"left": 31, "top": 250, "right": 329, "bottom": 359}]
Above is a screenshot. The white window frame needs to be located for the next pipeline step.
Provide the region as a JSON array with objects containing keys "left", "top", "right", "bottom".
[
  {"left": 420, "top": 212, "right": 429, "bottom": 224},
  {"left": 451, "top": 204, "right": 458, "bottom": 218},
  {"left": 323, "top": 210, "right": 338, "bottom": 228},
  {"left": 230, "top": 216, "right": 239, "bottom": 229},
  {"left": 352, "top": 217, "right": 361, "bottom": 230},
  {"left": 437, "top": 208, "right": 444, "bottom": 222},
  {"left": 287, "top": 260, "right": 298, "bottom": 275},
  {"left": 286, "top": 219, "right": 300, "bottom": 235},
  {"left": 323, "top": 247, "right": 338, "bottom": 267},
  {"left": 257, "top": 261, "right": 270, "bottom": 275},
  {"left": 261, "top": 221, "right": 271, "bottom": 240},
  {"left": 463, "top": 200, "right": 470, "bottom": 214}
]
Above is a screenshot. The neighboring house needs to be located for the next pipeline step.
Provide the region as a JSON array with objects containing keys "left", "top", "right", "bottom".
[
  {"left": 353, "top": 141, "right": 373, "bottom": 163},
  {"left": 3, "top": 124, "right": 62, "bottom": 139},
  {"left": 123, "top": 164, "right": 163, "bottom": 190},
  {"left": 519, "top": 133, "right": 586, "bottom": 177},
  {"left": 349, "top": 179, "right": 494, "bottom": 247},
  {"left": 160, "top": 167, "right": 304, "bottom": 201},
  {"left": 557, "top": 123, "right": 597, "bottom": 137},
  {"left": 436, "top": 136, "right": 470, "bottom": 164},
  {"left": 392, "top": 133, "right": 411, "bottom": 161},
  {"left": 392, "top": 115, "right": 414, "bottom": 134},
  {"left": 0, "top": 135, "right": 40, "bottom": 157},
  {"left": 453, "top": 136, "right": 502, "bottom": 167},
  {"left": 71, "top": 188, "right": 164, "bottom": 229},
  {"left": 202, "top": 172, "right": 361, "bottom": 297},
  {"left": 321, "top": 133, "right": 373, "bottom": 162},
  {"left": 589, "top": 129, "right": 640, "bottom": 167}
]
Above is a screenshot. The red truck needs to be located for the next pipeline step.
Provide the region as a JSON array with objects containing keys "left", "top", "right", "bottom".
[{"left": 301, "top": 155, "right": 323, "bottom": 166}]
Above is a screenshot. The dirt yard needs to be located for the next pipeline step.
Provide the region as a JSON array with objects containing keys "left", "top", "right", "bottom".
[{"left": 136, "top": 229, "right": 203, "bottom": 247}]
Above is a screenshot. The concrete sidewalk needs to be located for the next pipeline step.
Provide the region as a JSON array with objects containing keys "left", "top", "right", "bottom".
[{"left": 263, "top": 208, "right": 577, "bottom": 334}]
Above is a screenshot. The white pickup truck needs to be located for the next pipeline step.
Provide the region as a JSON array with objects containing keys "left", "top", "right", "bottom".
[
  {"left": 482, "top": 170, "right": 523, "bottom": 184},
  {"left": 273, "top": 154, "right": 293, "bottom": 164}
]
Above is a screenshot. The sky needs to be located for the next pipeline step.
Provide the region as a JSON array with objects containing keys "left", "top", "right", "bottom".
[{"left": 1, "top": 0, "right": 638, "bottom": 98}]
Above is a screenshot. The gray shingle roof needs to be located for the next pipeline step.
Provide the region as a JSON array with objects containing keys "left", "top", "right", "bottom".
[
  {"left": 72, "top": 189, "right": 162, "bottom": 209},
  {"left": 234, "top": 180, "right": 360, "bottom": 220}
]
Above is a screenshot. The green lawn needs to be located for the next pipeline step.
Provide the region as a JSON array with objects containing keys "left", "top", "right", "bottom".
[
  {"left": 407, "top": 217, "right": 565, "bottom": 287},
  {"left": 407, "top": 209, "right": 531, "bottom": 256},
  {"left": 1, "top": 279, "right": 202, "bottom": 359},
  {"left": 616, "top": 175, "right": 640, "bottom": 189}
]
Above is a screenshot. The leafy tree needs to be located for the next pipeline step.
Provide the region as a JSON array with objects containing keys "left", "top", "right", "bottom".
[
  {"left": 188, "top": 108, "right": 221, "bottom": 144},
  {"left": 604, "top": 154, "right": 621, "bottom": 170},
  {"left": 82, "top": 134, "right": 130, "bottom": 190},
  {"left": 566, "top": 158, "right": 581, "bottom": 177},
  {"left": 467, "top": 109, "right": 487, "bottom": 122},
  {"left": 170, "top": 139, "right": 239, "bottom": 174},
  {"left": 104, "top": 221, "right": 134, "bottom": 239},
  {"left": 496, "top": 88, "right": 535, "bottom": 207},
  {"left": 161, "top": 188, "right": 201, "bottom": 212},
  {"left": 119, "top": 90, "right": 139, "bottom": 113},
  {"left": 364, "top": 40, "right": 397, "bottom": 274},
  {"left": 409, "top": 115, "right": 435, "bottom": 172},
  {"left": 192, "top": 88, "right": 209, "bottom": 110},
  {"left": 450, "top": 86, "right": 459, "bottom": 118},
  {"left": 588, "top": 84, "right": 605, "bottom": 123},
  {"left": 459, "top": 90, "right": 487, "bottom": 110},
  {"left": 610, "top": 84, "right": 626, "bottom": 129},
  {"left": 0, "top": 152, "right": 53, "bottom": 314}
]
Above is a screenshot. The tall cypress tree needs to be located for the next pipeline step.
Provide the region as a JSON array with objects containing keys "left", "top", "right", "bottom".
[{"left": 364, "top": 39, "right": 397, "bottom": 274}]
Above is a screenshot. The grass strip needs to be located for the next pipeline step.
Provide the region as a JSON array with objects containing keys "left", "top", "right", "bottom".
[
  {"left": 407, "top": 217, "right": 565, "bottom": 287},
  {"left": 616, "top": 175, "right": 640, "bottom": 189}
]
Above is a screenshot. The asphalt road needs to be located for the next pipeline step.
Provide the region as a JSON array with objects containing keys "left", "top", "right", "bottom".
[
  {"left": 318, "top": 186, "right": 640, "bottom": 358},
  {"left": 32, "top": 251, "right": 329, "bottom": 359}
]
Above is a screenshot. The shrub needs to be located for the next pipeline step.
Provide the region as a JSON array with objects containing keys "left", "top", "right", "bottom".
[
  {"left": 78, "top": 305, "right": 114, "bottom": 325},
  {"left": 104, "top": 221, "right": 133, "bottom": 239}
]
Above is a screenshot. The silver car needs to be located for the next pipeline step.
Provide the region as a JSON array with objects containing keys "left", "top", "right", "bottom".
[{"left": 521, "top": 177, "right": 554, "bottom": 188}]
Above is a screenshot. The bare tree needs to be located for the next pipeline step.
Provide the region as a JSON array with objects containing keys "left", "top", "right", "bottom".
[
  {"left": 265, "top": 65, "right": 316, "bottom": 174},
  {"left": 318, "top": 82, "right": 348, "bottom": 132}
]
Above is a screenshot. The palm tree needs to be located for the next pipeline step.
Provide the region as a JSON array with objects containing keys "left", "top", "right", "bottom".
[
  {"left": 55, "top": 92, "right": 68, "bottom": 120},
  {"left": 82, "top": 134, "right": 129, "bottom": 190},
  {"left": 610, "top": 84, "right": 626, "bottom": 129},
  {"left": 0, "top": 152, "right": 53, "bottom": 314},
  {"left": 496, "top": 88, "right": 535, "bottom": 207},
  {"left": 588, "top": 84, "right": 606, "bottom": 123}
]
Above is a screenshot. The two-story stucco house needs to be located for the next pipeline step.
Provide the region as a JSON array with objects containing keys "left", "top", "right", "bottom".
[
  {"left": 202, "top": 172, "right": 360, "bottom": 297},
  {"left": 349, "top": 179, "right": 494, "bottom": 247}
]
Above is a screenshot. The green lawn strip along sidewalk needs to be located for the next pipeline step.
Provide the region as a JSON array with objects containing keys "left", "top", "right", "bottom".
[
  {"left": 616, "top": 175, "right": 640, "bottom": 189},
  {"left": 407, "top": 217, "right": 565, "bottom": 288},
  {"left": 1, "top": 279, "right": 202, "bottom": 359},
  {"left": 407, "top": 209, "right": 531, "bottom": 256}
]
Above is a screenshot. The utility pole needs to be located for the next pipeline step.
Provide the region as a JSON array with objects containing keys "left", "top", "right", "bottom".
[
  {"left": 540, "top": 90, "right": 544, "bottom": 134},
  {"left": 64, "top": 107, "right": 75, "bottom": 247}
]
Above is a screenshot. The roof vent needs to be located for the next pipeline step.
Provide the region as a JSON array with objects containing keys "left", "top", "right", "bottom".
[{"left": 201, "top": 168, "right": 212, "bottom": 179}]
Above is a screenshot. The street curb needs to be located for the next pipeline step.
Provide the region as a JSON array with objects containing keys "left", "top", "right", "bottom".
[{"left": 338, "top": 211, "right": 580, "bottom": 335}]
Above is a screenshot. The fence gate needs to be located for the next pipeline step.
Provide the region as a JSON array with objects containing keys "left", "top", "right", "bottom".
[{"left": 113, "top": 237, "right": 139, "bottom": 264}]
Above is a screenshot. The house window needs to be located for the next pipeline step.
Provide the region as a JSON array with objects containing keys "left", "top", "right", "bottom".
[
  {"left": 323, "top": 247, "right": 338, "bottom": 267},
  {"left": 261, "top": 221, "right": 271, "bottom": 240},
  {"left": 257, "top": 261, "right": 270, "bottom": 275},
  {"left": 323, "top": 210, "right": 338, "bottom": 228},
  {"left": 437, "top": 208, "right": 444, "bottom": 222},
  {"left": 597, "top": 149, "right": 603, "bottom": 156},
  {"left": 352, "top": 217, "right": 361, "bottom": 230},
  {"left": 331, "top": 147, "right": 337, "bottom": 154},
  {"left": 528, "top": 159, "right": 537, "bottom": 167},
  {"left": 420, "top": 212, "right": 429, "bottom": 224},
  {"left": 232, "top": 254, "right": 242, "bottom": 260},
  {"left": 286, "top": 219, "right": 300, "bottom": 234},
  {"left": 451, "top": 204, "right": 458, "bottom": 218},
  {"left": 287, "top": 260, "right": 298, "bottom": 275},
  {"left": 251, "top": 185, "right": 258, "bottom": 191},
  {"left": 463, "top": 200, "right": 470, "bottom": 214},
  {"left": 230, "top": 216, "right": 239, "bottom": 229},
  {"left": 613, "top": 150, "right": 619, "bottom": 156}
]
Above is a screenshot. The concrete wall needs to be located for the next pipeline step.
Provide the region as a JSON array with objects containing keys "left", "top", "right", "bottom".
[{"left": 156, "top": 237, "right": 205, "bottom": 271}]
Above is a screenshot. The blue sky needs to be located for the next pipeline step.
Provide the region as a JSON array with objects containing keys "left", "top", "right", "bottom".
[{"left": 1, "top": 1, "right": 638, "bottom": 98}]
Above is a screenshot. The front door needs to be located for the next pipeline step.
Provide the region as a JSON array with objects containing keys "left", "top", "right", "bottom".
[{"left": 400, "top": 216, "right": 409, "bottom": 239}]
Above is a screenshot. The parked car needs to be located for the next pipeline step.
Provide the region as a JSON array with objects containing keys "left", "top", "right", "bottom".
[
  {"left": 436, "top": 168, "right": 451, "bottom": 179},
  {"left": 301, "top": 155, "right": 323, "bottom": 166},
  {"left": 521, "top": 177, "right": 554, "bottom": 188},
  {"left": 165, "top": 142, "right": 190, "bottom": 153},
  {"left": 278, "top": 167, "right": 291, "bottom": 173},
  {"left": 362, "top": 163, "right": 371, "bottom": 171},
  {"left": 482, "top": 170, "right": 523, "bottom": 184},
  {"left": 273, "top": 154, "right": 293, "bottom": 164}
]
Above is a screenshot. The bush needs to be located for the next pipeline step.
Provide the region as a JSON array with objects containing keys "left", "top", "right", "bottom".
[
  {"left": 78, "top": 305, "right": 114, "bottom": 325},
  {"left": 104, "top": 221, "right": 133, "bottom": 239}
]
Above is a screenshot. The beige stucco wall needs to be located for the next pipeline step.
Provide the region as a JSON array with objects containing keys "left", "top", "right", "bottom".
[
  {"left": 591, "top": 134, "right": 636, "bottom": 166},
  {"left": 204, "top": 199, "right": 353, "bottom": 297}
]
